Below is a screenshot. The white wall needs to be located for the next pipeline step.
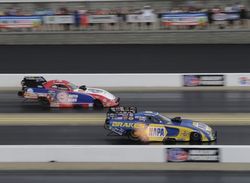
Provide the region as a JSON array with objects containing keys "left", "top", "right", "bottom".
[
  {"left": 226, "top": 73, "right": 250, "bottom": 87},
  {"left": 221, "top": 146, "right": 250, "bottom": 162},
  {"left": 1, "top": 73, "right": 250, "bottom": 88},
  {"left": 0, "top": 145, "right": 249, "bottom": 163},
  {"left": 0, "top": 145, "right": 165, "bottom": 162},
  {"left": 0, "top": 74, "right": 182, "bottom": 87}
]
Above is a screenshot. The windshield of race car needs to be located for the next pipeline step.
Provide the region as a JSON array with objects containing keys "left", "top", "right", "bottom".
[
  {"left": 68, "top": 82, "right": 78, "bottom": 90},
  {"left": 156, "top": 114, "right": 173, "bottom": 125}
]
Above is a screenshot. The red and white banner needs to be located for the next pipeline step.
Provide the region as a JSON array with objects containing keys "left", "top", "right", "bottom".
[
  {"left": 161, "top": 13, "right": 208, "bottom": 26},
  {"left": 0, "top": 16, "right": 41, "bottom": 28}
]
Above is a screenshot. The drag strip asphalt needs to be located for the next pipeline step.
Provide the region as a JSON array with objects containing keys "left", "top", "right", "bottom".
[
  {"left": 2, "top": 90, "right": 250, "bottom": 113},
  {"left": 0, "top": 45, "right": 249, "bottom": 73},
  {"left": 0, "top": 125, "right": 246, "bottom": 145},
  {"left": 0, "top": 90, "right": 249, "bottom": 145},
  {"left": 0, "top": 171, "right": 249, "bottom": 183}
]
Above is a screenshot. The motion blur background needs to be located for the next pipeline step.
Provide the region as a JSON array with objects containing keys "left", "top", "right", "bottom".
[
  {"left": 0, "top": 0, "right": 249, "bottom": 44},
  {"left": 0, "top": 0, "right": 249, "bottom": 31}
]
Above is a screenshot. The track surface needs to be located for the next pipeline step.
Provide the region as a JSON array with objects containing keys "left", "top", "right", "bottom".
[
  {"left": 0, "top": 171, "right": 249, "bottom": 183},
  {"left": 0, "top": 45, "right": 249, "bottom": 73},
  {"left": 2, "top": 90, "right": 250, "bottom": 113},
  {"left": 0, "top": 125, "right": 247, "bottom": 145}
]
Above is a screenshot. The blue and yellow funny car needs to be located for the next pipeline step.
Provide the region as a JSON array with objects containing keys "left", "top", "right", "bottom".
[{"left": 105, "top": 107, "right": 217, "bottom": 142}]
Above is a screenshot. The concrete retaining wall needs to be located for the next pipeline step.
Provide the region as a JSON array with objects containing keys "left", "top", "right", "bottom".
[
  {"left": 0, "top": 145, "right": 249, "bottom": 163},
  {"left": 1, "top": 73, "right": 250, "bottom": 88},
  {"left": 0, "top": 30, "right": 249, "bottom": 44}
]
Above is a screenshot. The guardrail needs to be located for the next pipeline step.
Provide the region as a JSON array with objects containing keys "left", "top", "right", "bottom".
[
  {"left": 0, "top": 145, "right": 249, "bottom": 163},
  {"left": 1, "top": 73, "right": 250, "bottom": 88}
]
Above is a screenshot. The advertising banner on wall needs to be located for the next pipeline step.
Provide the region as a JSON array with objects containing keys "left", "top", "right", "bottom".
[
  {"left": 238, "top": 76, "right": 250, "bottom": 86},
  {"left": 167, "top": 148, "right": 220, "bottom": 162},
  {"left": 0, "top": 16, "right": 42, "bottom": 28},
  {"left": 43, "top": 15, "right": 74, "bottom": 24},
  {"left": 183, "top": 75, "right": 225, "bottom": 87},
  {"left": 88, "top": 15, "right": 118, "bottom": 24},
  {"left": 212, "top": 12, "right": 240, "bottom": 21},
  {"left": 161, "top": 13, "right": 208, "bottom": 26},
  {"left": 226, "top": 74, "right": 250, "bottom": 87},
  {"left": 126, "top": 14, "right": 157, "bottom": 23}
]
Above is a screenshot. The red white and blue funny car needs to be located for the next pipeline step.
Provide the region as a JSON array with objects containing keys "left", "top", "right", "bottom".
[{"left": 18, "top": 76, "right": 120, "bottom": 108}]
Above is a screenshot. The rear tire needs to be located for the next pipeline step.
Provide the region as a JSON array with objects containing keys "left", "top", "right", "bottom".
[
  {"left": 128, "top": 130, "right": 140, "bottom": 141},
  {"left": 190, "top": 132, "right": 201, "bottom": 142},
  {"left": 93, "top": 99, "right": 103, "bottom": 109},
  {"left": 38, "top": 97, "right": 50, "bottom": 108},
  {"left": 17, "top": 91, "right": 24, "bottom": 97}
]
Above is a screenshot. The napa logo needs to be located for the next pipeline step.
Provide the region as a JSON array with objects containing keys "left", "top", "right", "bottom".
[{"left": 148, "top": 127, "right": 165, "bottom": 137}]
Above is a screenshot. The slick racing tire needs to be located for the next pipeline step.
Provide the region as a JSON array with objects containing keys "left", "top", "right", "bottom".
[
  {"left": 128, "top": 130, "right": 140, "bottom": 141},
  {"left": 38, "top": 97, "right": 50, "bottom": 108},
  {"left": 190, "top": 132, "right": 201, "bottom": 142},
  {"left": 93, "top": 99, "right": 103, "bottom": 109},
  {"left": 17, "top": 91, "right": 24, "bottom": 97}
]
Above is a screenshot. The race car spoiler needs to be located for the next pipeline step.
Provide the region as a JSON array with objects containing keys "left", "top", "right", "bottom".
[
  {"left": 21, "top": 76, "right": 47, "bottom": 90},
  {"left": 106, "top": 106, "right": 137, "bottom": 120},
  {"left": 18, "top": 76, "right": 47, "bottom": 96}
]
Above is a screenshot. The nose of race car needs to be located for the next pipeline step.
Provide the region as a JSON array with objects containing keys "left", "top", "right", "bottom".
[
  {"left": 111, "top": 97, "right": 120, "bottom": 106},
  {"left": 210, "top": 129, "right": 217, "bottom": 141},
  {"left": 197, "top": 123, "right": 217, "bottom": 141},
  {"left": 182, "top": 120, "right": 216, "bottom": 141},
  {"left": 103, "top": 97, "right": 120, "bottom": 107}
]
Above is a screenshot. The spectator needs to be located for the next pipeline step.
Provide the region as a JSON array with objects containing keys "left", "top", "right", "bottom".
[
  {"left": 58, "top": 7, "right": 70, "bottom": 31},
  {"left": 224, "top": 4, "right": 234, "bottom": 27},
  {"left": 240, "top": 5, "right": 247, "bottom": 27},
  {"left": 74, "top": 10, "right": 80, "bottom": 28}
]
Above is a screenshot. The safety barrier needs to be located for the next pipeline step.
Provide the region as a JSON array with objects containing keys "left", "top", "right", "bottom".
[
  {"left": 1, "top": 73, "right": 250, "bottom": 88},
  {"left": 0, "top": 74, "right": 182, "bottom": 87},
  {"left": 0, "top": 145, "right": 249, "bottom": 163}
]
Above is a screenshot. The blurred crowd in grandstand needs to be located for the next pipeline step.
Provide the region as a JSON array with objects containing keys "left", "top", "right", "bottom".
[{"left": 0, "top": 2, "right": 248, "bottom": 31}]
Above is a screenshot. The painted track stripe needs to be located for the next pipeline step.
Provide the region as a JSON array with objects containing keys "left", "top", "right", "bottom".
[{"left": 0, "top": 113, "right": 249, "bottom": 125}]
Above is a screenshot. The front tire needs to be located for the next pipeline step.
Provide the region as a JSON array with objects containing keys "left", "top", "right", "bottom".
[
  {"left": 190, "top": 132, "right": 201, "bottom": 142},
  {"left": 93, "top": 99, "right": 103, "bottom": 109}
]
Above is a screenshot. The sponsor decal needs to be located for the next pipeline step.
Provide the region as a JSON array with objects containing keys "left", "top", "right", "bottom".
[
  {"left": 193, "top": 122, "right": 207, "bottom": 129},
  {"left": 148, "top": 127, "right": 165, "bottom": 137},
  {"left": 183, "top": 75, "right": 224, "bottom": 87},
  {"left": 27, "top": 88, "right": 34, "bottom": 93},
  {"left": 167, "top": 148, "right": 220, "bottom": 162},
  {"left": 239, "top": 76, "right": 250, "bottom": 86},
  {"left": 109, "top": 127, "right": 125, "bottom": 135},
  {"left": 56, "top": 92, "right": 78, "bottom": 103},
  {"left": 180, "top": 131, "right": 189, "bottom": 137},
  {"left": 111, "top": 122, "right": 145, "bottom": 128}
]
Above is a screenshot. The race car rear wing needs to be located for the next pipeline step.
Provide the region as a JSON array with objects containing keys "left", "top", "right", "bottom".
[
  {"left": 20, "top": 76, "right": 47, "bottom": 90},
  {"left": 106, "top": 106, "right": 137, "bottom": 120}
]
